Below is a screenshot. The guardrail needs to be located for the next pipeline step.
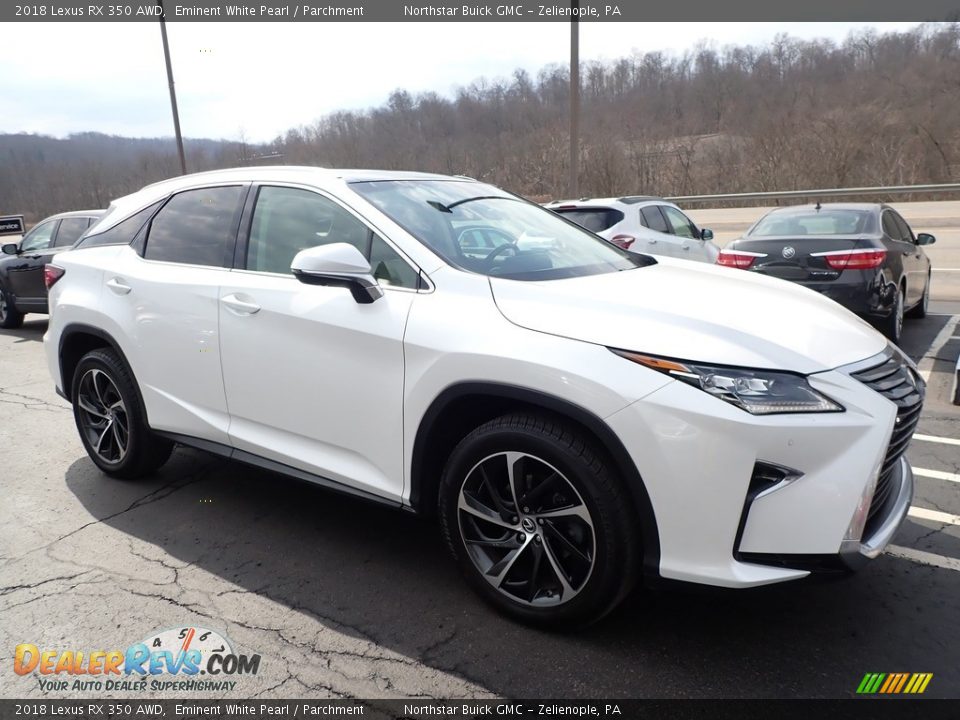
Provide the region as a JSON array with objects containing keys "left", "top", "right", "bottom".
[{"left": 666, "top": 183, "right": 960, "bottom": 205}]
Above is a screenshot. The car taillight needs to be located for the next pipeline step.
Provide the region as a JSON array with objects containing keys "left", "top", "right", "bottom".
[
  {"left": 716, "top": 250, "right": 766, "bottom": 269},
  {"left": 609, "top": 234, "right": 635, "bottom": 250},
  {"left": 44, "top": 264, "right": 65, "bottom": 289},
  {"left": 817, "top": 249, "right": 886, "bottom": 270}
]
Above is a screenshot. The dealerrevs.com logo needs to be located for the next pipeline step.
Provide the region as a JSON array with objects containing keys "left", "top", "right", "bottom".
[{"left": 15, "top": 626, "right": 261, "bottom": 693}]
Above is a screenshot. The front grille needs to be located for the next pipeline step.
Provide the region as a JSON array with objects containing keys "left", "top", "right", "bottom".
[{"left": 850, "top": 351, "right": 924, "bottom": 537}]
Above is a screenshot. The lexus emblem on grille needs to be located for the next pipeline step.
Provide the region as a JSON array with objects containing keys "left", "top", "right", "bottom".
[{"left": 782, "top": 246, "right": 796, "bottom": 259}]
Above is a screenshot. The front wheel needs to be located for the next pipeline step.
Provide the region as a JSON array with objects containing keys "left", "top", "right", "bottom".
[
  {"left": 71, "top": 348, "right": 173, "bottom": 479},
  {"left": 438, "top": 413, "right": 641, "bottom": 628}
]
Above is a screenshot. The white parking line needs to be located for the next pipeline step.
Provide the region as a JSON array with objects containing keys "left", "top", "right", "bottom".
[
  {"left": 908, "top": 506, "right": 960, "bottom": 526},
  {"left": 931, "top": 268, "right": 960, "bottom": 272},
  {"left": 913, "top": 434, "right": 960, "bottom": 447},
  {"left": 918, "top": 313, "right": 960, "bottom": 382},
  {"left": 912, "top": 466, "right": 960, "bottom": 484},
  {"left": 886, "top": 545, "right": 960, "bottom": 571}
]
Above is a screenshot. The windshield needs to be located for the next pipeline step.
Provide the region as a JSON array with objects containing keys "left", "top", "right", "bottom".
[
  {"left": 350, "top": 180, "right": 646, "bottom": 280},
  {"left": 749, "top": 209, "right": 873, "bottom": 237}
]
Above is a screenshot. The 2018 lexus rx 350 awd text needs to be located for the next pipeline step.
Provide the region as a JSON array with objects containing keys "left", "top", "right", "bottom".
[{"left": 43, "top": 168, "right": 922, "bottom": 626}]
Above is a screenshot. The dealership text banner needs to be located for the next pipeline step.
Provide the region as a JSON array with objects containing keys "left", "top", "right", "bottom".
[{"left": 6, "top": 0, "right": 960, "bottom": 21}]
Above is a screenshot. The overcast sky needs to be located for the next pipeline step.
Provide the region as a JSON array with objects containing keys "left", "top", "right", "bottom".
[{"left": 0, "top": 22, "right": 922, "bottom": 143}]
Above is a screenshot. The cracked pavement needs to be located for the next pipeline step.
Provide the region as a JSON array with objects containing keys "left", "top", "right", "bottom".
[
  {"left": 0, "top": 321, "right": 491, "bottom": 701},
  {"left": 1, "top": 315, "right": 959, "bottom": 700}
]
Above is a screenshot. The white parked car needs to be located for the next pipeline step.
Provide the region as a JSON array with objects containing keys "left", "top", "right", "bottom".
[
  {"left": 545, "top": 196, "right": 721, "bottom": 263},
  {"left": 44, "top": 168, "right": 921, "bottom": 627}
]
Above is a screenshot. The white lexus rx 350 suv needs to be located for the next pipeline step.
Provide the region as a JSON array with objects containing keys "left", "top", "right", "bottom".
[{"left": 44, "top": 167, "right": 922, "bottom": 627}]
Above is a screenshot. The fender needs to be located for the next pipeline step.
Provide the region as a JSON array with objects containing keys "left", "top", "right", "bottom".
[
  {"left": 57, "top": 323, "right": 149, "bottom": 423},
  {"left": 411, "top": 382, "right": 661, "bottom": 578}
]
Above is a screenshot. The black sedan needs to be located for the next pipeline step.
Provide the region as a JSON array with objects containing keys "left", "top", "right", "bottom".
[
  {"left": 717, "top": 203, "right": 935, "bottom": 342},
  {"left": 0, "top": 209, "right": 104, "bottom": 329}
]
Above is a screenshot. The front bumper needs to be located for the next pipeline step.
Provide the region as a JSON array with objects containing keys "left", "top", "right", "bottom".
[
  {"left": 739, "top": 456, "right": 914, "bottom": 573},
  {"left": 605, "top": 345, "right": 920, "bottom": 588},
  {"left": 843, "top": 456, "right": 914, "bottom": 565}
]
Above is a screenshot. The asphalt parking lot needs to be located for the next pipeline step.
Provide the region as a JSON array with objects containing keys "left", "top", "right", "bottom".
[{"left": 1, "top": 245, "right": 959, "bottom": 701}]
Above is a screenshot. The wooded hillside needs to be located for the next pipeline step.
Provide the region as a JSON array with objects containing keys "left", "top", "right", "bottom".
[{"left": 3, "top": 23, "right": 958, "bottom": 222}]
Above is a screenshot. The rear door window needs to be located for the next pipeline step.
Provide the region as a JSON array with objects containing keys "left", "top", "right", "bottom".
[
  {"left": 53, "top": 217, "right": 92, "bottom": 247},
  {"left": 892, "top": 213, "right": 914, "bottom": 243},
  {"left": 553, "top": 207, "right": 624, "bottom": 233},
  {"left": 144, "top": 186, "right": 245, "bottom": 267},
  {"left": 882, "top": 211, "right": 906, "bottom": 241},
  {"left": 640, "top": 206, "right": 669, "bottom": 233}
]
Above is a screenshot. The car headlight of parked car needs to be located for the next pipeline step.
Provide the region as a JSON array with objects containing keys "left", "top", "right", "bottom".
[{"left": 611, "top": 349, "right": 844, "bottom": 415}]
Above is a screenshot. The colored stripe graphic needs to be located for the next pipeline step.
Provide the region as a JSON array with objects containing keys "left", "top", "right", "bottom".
[
  {"left": 858, "top": 673, "right": 932, "bottom": 694},
  {"left": 879, "top": 674, "right": 896, "bottom": 693},
  {"left": 893, "top": 674, "right": 909, "bottom": 693}
]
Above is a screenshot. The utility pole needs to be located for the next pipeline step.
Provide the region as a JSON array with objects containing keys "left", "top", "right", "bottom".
[
  {"left": 569, "top": 0, "right": 580, "bottom": 198},
  {"left": 158, "top": 0, "right": 187, "bottom": 175}
]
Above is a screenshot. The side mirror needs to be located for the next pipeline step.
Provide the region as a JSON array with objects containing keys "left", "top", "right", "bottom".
[
  {"left": 916, "top": 233, "right": 936, "bottom": 246},
  {"left": 1, "top": 243, "right": 18, "bottom": 255},
  {"left": 700, "top": 228, "right": 714, "bottom": 241},
  {"left": 291, "top": 243, "right": 383, "bottom": 304}
]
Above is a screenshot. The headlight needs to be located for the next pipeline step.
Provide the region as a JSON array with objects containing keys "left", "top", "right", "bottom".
[{"left": 611, "top": 349, "right": 843, "bottom": 415}]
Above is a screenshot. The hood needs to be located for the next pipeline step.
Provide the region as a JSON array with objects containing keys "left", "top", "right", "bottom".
[{"left": 489, "top": 257, "right": 887, "bottom": 374}]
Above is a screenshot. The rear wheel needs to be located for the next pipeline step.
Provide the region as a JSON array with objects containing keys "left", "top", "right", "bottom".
[
  {"left": 71, "top": 348, "right": 173, "bottom": 479},
  {"left": 905, "top": 273, "right": 930, "bottom": 319},
  {"left": 438, "top": 412, "right": 641, "bottom": 628},
  {"left": 0, "top": 285, "right": 24, "bottom": 329}
]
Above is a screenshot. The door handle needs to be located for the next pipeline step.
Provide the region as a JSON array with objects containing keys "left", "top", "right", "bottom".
[
  {"left": 106, "top": 277, "right": 132, "bottom": 295},
  {"left": 648, "top": 239, "right": 658, "bottom": 244},
  {"left": 221, "top": 294, "right": 261, "bottom": 315},
  {"left": 902, "top": 250, "right": 912, "bottom": 256}
]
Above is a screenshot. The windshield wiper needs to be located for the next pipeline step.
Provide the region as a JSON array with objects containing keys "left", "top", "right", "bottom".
[{"left": 425, "top": 195, "right": 518, "bottom": 212}]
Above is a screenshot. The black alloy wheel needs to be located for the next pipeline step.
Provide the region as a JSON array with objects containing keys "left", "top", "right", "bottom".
[
  {"left": 71, "top": 348, "right": 173, "bottom": 479},
  {"left": 439, "top": 412, "right": 641, "bottom": 627}
]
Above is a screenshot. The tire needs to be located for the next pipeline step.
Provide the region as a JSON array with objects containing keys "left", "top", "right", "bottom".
[
  {"left": 905, "top": 273, "right": 930, "bottom": 319},
  {"left": 70, "top": 348, "right": 174, "bottom": 479},
  {"left": 0, "top": 285, "right": 24, "bottom": 329},
  {"left": 438, "top": 412, "right": 641, "bottom": 628},
  {"left": 880, "top": 284, "right": 904, "bottom": 343}
]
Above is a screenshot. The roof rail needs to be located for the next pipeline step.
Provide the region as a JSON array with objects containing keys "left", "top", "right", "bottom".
[{"left": 617, "top": 195, "right": 663, "bottom": 204}]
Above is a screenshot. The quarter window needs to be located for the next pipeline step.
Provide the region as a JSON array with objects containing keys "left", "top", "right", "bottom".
[
  {"left": 144, "top": 186, "right": 244, "bottom": 267},
  {"left": 246, "top": 186, "right": 419, "bottom": 289},
  {"left": 77, "top": 202, "right": 162, "bottom": 249}
]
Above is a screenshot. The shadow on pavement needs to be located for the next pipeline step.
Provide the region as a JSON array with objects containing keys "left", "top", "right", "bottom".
[
  {"left": 63, "top": 446, "right": 960, "bottom": 699},
  {"left": 1, "top": 317, "right": 48, "bottom": 343}
]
